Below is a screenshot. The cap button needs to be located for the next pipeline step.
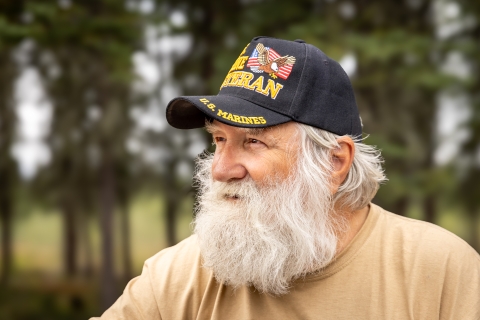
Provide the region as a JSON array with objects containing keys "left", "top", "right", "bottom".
[{"left": 294, "top": 39, "right": 306, "bottom": 43}]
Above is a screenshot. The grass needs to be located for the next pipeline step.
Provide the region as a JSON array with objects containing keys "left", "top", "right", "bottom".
[
  {"left": 11, "top": 191, "right": 195, "bottom": 277},
  {"left": 14, "top": 209, "right": 63, "bottom": 274}
]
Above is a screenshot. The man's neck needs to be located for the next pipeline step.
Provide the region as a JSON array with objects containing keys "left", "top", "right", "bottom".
[{"left": 335, "top": 204, "right": 370, "bottom": 255}]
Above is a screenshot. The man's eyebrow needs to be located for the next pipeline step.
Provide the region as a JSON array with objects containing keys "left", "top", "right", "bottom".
[{"left": 243, "top": 127, "right": 267, "bottom": 136}]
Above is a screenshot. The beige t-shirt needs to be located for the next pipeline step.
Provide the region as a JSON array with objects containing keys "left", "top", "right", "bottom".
[{"left": 92, "top": 204, "right": 480, "bottom": 319}]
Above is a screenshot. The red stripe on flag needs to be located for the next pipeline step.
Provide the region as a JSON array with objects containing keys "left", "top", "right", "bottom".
[
  {"left": 277, "top": 66, "right": 293, "bottom": 79},
  {"left": 269, "top": 49, "right": 281, "bottom": 59},
  {"left": 279, "top": 66, "right": 292, "bottom": 72},
  {"left": 279, "top": 66, "right": 293, "bottom": 72},
  {"left": 247, "top": 57, "right": 258, "bottom": 67}
]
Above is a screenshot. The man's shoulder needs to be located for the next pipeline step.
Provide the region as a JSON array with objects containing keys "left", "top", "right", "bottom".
[
  {"left": 141, "top": 235, "right": 217, "bottom": 316},
  {"left": 369, "top": 205, "right": 480, "bottom": 318},
  {"left": 373, "top": 203, "right": 480, "bottom": 265}
]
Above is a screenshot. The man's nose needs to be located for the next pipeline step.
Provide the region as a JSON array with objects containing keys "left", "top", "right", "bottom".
[{"left": 212, "top": 146, "right": 247, "bottom": 182}]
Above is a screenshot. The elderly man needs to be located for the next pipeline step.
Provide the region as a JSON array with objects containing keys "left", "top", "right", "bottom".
[{"left": 93, "top": 37, "right": 480, "bottom": 319}]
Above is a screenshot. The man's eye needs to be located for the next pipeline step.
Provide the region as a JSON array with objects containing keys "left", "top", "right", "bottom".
[
  {"left": 247, "top": 138, "right": 264, "bottom": 146},
  {"left": 214, "top": 137, "right": 226, "bottom": 144}
]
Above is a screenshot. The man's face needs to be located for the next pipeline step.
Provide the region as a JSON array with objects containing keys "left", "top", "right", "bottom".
[
  {"left": 208, "top": 120, "right": 298, "bottom": 187},
  {"left": 194, "top": 121, "right": 340, "bottom": 295}
]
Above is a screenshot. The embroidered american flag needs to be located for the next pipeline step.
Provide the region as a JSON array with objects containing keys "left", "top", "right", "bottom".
[{"left": 247, "top": 47, "right": 295, "bottom": 80}]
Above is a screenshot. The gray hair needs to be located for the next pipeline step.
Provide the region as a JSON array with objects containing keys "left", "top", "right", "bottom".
[{"left": 297, "top": 124, "right": 387, "bottom": 211}]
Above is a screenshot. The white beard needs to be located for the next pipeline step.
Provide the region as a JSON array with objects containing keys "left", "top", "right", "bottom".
[{"left": 193, "top": 154, "right": 343, "bottom": 296}]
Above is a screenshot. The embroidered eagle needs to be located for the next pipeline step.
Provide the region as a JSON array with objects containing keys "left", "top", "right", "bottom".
[{"left": 256, "top": 43, "right": 296, "bottom": 79}]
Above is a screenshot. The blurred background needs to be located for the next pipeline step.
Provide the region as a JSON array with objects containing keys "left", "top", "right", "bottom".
[{"left": 0, "top": 0, "right": 479, "bottom": 318}]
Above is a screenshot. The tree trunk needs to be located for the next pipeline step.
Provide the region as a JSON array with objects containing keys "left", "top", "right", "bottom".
[
  {"left": 62, "top": 198, "right": 78, "bottom": 277},
  {"left": 423, "top": 194, "right": 436, "bottom": 224},
  {"left": 165, "top": 192, "right": 178, "bottom": 247},
  {"left": 100, "top": 149, "right": 117, "bottom": 311},
  {"left": 119, "top": 194, "right": 132, "bottom": 282},
  {"left": 393, "top": 196, "right": 409, "bottom": 217},
  {"left": 469, "top": 208, "right": 479, "bottom": 253},
  {"left": 82, "top": 214, "right": 94, "bottom": 278},
  {"left": 164, "top": 160, "right": 178, "bottom": 247},
  {"left": 0, "top": 51, "right": 16, "bottom": 286},
  {"left": 0, "top": 197, "right": 12, "bottom": 285}
]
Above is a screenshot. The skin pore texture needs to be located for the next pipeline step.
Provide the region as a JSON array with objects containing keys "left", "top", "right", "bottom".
[{"left": 206, "top": 120, "right": 369, "bottom": 256}]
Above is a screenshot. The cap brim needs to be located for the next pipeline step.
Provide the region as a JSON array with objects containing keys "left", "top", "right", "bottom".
[{"left": 166, "top": 95, "right": 291, "bottom": 129}]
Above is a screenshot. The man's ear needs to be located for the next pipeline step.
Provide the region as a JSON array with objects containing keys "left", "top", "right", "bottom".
[{"left": 331, "top": 137, "right": 355, "bottom": 193}]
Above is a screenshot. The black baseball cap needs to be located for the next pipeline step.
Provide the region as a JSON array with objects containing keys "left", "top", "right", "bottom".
[{"left": 166, "top": 36, "right": 362, "bottom": 137}]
